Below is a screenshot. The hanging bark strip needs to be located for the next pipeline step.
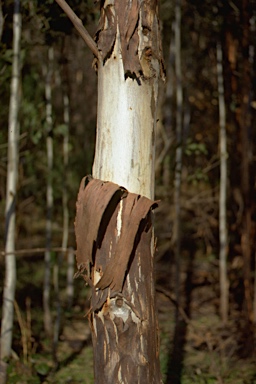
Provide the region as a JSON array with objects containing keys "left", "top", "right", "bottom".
[
  {"left": 95, "top": 0, "right": 164, "bottom": 81},
  {"left": 74, "top": 176, "right": 161, "bottom": 381},
  {"left": 75, "top": 176, "right": 158, "bottom": 299}
]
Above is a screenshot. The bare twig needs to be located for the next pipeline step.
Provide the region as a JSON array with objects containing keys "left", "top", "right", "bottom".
[
  {"left": 156, "top": 286, "right": 191, "bottom": 324},
  {"left": 14, "top": 300, "right": 28, "bottom": 365},
  {"left": 155, "top": 137, "right": 172, "bottom": 173},
  {"left": 0, "top": 247, "right": 76, "bottom": 257},
  {"left": 54, "top": 0, "right": 100, "bottom": 59}
]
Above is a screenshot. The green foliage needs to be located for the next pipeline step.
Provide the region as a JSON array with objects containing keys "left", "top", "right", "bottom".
[
  {"left": 55, "top": 123, "right": 69, "bottom": 137},
  {"left": 187, "top": 168, "right": 209, "bottom": 184},
  {"left": 34, "top": 360, "right": 51, "bottom": 376},
  {"left": 6, "top": 360, "right": 40, "bottom": 384},
  {"left": 185, "top": 138, "right": 208, "bottom": 156},
  {"left": 183, "top": 139, "right": 209, "bottom": 184}
]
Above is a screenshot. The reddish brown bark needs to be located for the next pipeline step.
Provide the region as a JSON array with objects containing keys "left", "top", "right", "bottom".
[
  {"left": 239, "top": 0, "right": 253, "bottom": 320},
  {"left": 95, "top": 0, "right": 164, "bottom": 79},
  {"left": 75, "top": 176, "right": 162, "bottom": 382},
  {"left": 224, "top": 0, "right": 254, "bottom": 321},
  {"left": 73, "top": 0, "right": 164, "bottom": 381}
]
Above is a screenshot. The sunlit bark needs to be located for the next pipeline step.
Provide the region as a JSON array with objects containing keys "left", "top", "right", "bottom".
[
  {"left": 43, "top": 46, "right": 54, "bottom": 336},
  {"left": 217, "top": 41, "right": 229, "bottom": 324},
  {"left": 55, "top": 0, "right": 164, "bottom": 381},
  {"left": 0, "top": 0, "right": 21, "bottom": 367},
  {"left": 90, "top": 1, "right": 163, "bottom": 382}
]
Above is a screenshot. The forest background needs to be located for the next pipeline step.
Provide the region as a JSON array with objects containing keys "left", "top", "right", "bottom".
[{"left": 0, "top": 0, "right": 256, "bottom": 383}]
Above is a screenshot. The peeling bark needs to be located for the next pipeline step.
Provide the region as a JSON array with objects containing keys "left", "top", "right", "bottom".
[
  {"left": 75, "top": 176, "right": 161, "bottom": 383},
  {"left": 74, "top": 1, "right": 164, "bottom": 382},
  {"left": 95, "top": 0, "right": 164, "bottom": 80},
  {"left": 75, "top": 176, "right": 158, "bottom": 303}
]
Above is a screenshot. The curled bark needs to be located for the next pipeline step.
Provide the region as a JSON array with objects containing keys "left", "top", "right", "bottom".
[
  {"left": 75, "top": 175, "right": 161, "bottom": 383},
  {"left": 95, "top": 0, "right": 165, "bottom": 80},
  {"left": 75, "top": 175, "right": 158, "bottom": 307}
]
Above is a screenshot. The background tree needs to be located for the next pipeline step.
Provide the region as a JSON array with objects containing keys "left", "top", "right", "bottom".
[
  {"left": 0, "top": 0, "right": 21, "bottom": 376},
  {"left": 43, "top": 46, "right": 54, "bottom": 337},
  {"left": 217, "top": 41, "right": 228, "bottom": 324}
]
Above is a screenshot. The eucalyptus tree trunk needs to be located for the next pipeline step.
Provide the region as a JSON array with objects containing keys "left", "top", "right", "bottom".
[
  {"left": 62, "top": 89, "right": 69, "bottom": 258},
  {"left": 55, "top": 0, "right": 164, "bottom": 381},
  {"left": 88, "top": 2, "right": 163, "bottom": 382},
  {"left": 0, "top": 0, "right": 21, "bottom": 373},
  {"left": 77, "top": 1, "right": 163, "bottom": 383},
  {"left": 53, "top": 75, "right": 71, "bottom": 360},
  {"left": 43, "top": 46, "right": 54, "bottom": 336},
  {"left": 61, "top": 89, "right": 74, "bottom": 308},
  {"left": 240, "top": 0, "right": 253, "bottom": 321},
  {"left": 66, "top": 248, "right": 74, "bottom": 308},
  {"left": 61, "top": 82, "right": 73, "bottom": 307},
  {"left": 217, "top": 42, "right": 229, "bottom": 324},
  {"left": 173, "top": 0, "right": 183, "bottom": 316}
]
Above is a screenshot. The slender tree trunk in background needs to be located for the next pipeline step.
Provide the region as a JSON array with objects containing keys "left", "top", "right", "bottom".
[
  {"left": 239, "top": 0, "right": 253, "bottom": 321},
  {"left": 53, "top": 260, "right": 60, "bottom": 365},
  {"left": 61, "top": 87, "right": 74, "bottom": 309},
  {"left": 223, "top": 0, "right": 254, "bottom": 323},
  {"left": 162, "top": 29, "right": 174, "bottom": 189},
  {"left": 62, "top": 90, "right": 69, "bottom": 261},
  {"left": 217, "top": 42, "right": 229, "bottom": 324},
  {"left": 53, "top": 74, "right": 71, "bottom": 361},
  {"left": 43, "top": 46, "right": 54, "bottom": 336},
  {"left": 173, "top": 0, "right": 183, "bottom": 318},
  {"left": 0, "top": 0, "right": 21, "bottom": 377},
  {"left": 61, "top": 57, "right": 70, "bottom": 255},
  {"left": 251, "top": 18, "right": 256, "bottom": 324},
  {"left": 66, "top": 248, "right": 74, "bottom": 309}
]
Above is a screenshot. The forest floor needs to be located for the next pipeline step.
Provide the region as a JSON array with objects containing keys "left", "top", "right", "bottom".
[
  {"left": 156, "top": 252, "right": 256, "bottom": 384},
  {"left": 1, "top": 251, "right": 256, "bottom": 384}
]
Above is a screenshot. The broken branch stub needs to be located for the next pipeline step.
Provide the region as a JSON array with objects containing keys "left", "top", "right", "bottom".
[{"left": 74, "top": 176, "right": 158, "bottom": 298}]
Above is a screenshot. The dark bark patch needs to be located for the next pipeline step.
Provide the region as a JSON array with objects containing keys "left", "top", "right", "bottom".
[{"left": 95, "top": 0, "right": 165, "bottom": 80}]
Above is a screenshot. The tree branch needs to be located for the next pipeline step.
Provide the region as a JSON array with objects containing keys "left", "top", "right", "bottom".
[
  {"left": 0, "top": 247, "right": 75, "bottom": 257},
  {"left": 54, "top": 0, "right": 100, "bottom": 59}
]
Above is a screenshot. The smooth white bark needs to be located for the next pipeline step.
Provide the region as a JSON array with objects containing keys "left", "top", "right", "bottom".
[
  {"left": 66, "top": 248, "right": 74, "bottom": 308},
  {"left": 173, "top": 0, "right": 183, "bottom": 312},
  {"left": 217, "top": 42, "right": 229, "bottom": 324},
  {"left": 83, "top": 1, "right": 165, "bottom": 380},
  {"left": 1, "top": 0, "right": 21, "bottom": 360},
  {"left": 43, "top": 46, "right": 54, "bottom": 336},
  {"left": 62, "top": 92, "right": 69, "bottom": 254},
  {"left": 93, "top": 28, "right": 159, "bottom": 199}
]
